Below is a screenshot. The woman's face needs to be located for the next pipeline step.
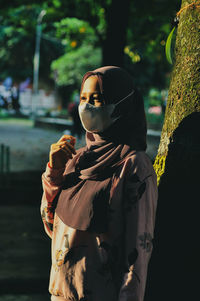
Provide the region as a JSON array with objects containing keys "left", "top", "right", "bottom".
[{"left": 80, "top": 76, "right": 105, "bottom": 107}]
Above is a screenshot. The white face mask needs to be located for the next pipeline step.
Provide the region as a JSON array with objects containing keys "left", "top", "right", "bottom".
[{"left": 78, "top": 90, "right": 134, "bottom": 133}]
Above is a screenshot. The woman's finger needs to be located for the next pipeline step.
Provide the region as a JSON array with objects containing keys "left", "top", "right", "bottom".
[
  {"left": 52, "top": 141, "right": 76, "bottom": 154},
  {"left": 58, "top": 135, "right": 70, "bottom": 143},
  {"left": 64, "top": 141, "right": 76, "bottom": 154},
  {"left": 55, "top": 141, "right": 70, "bottom": 147},
  {"left": 51, "top": 141, "right": 72, "bottom": 150},
  {"left": 60, "top": 145, "right": 74, "bottom": 158},
  {"left": 58, "top": 135, "right": 76, "bottom": 145},
  {"left": 51, "top": 147, "right": 71, "bottom": 159},
  {"left": 55, "top": 141, "right": 76, "bottom": 154},
  {"left": 51, "top": 142, "right": 64, "bottom": 150},
  {"left": 53, "top": 145, "right": 73, "bottom": 158},
  {"left": 68, "top": 136, "right": 76, "bottom": 147},
  {"left": 60, "top": 147, "right": 72, "bottom": 159},
  {"left": 52, "top": 140, "right": 76, "bottom": 154}
]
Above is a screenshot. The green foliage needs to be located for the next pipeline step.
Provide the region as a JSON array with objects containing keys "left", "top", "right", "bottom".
[
  {"left": 165, "top": 26, "right": 176, "bottom": 64},
  {"left": 52, "top": 0, "right": 61, "bottom": 8},
  {"left": 0, "top": 0, "right": 180, "bottom": 94},
  {"left": 148, "top": 88, "right": 163, "bottom": 106},
  {"left": 51, "top": 17, "right": 101, "bottom": 87},
  {"left": 0, "top": 5, "right": 37, "bottom": 80},
  {"left": 54, "top": 17, "right": 97, "bottom": 49},
  {"left": 0, "top": 4, "right": 63, "bottom": 83},
  {"left": 51, "top": 45, "right": 101, "bottom": 86},
  {"left": 125, "top": 1, "right": 180, "bottom": 92},
  {"left": 146, "top": 112, "right": 164, "bottom": 125}
]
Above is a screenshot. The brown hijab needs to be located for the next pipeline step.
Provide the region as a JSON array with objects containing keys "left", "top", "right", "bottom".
[{"left": 55, "top": 66, "right": 147, "bottom": 232}]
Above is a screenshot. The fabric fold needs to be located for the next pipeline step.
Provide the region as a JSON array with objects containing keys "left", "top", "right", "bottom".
[{"left": 55, "top": 66, "right": 147, "bottom": 232}]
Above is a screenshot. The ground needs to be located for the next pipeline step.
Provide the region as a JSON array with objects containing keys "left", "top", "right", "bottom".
[
  {"left": 0, "top": 118, "right": 85, "bottom": 172},
  {"left": 0, "top": 118, "right": 159, "bottom": 172},
  {"left": 0, "top": 118, "right": 86, "bottom": 301}
]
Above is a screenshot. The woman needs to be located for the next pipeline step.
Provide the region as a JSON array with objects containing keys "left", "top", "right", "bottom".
[{"left": 41, "top": 66, "right": 158, "bottom": 301}]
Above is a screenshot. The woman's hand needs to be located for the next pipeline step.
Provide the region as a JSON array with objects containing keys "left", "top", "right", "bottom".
[{"left": 49, "top": 135, "right": 76, "bottom": 169}]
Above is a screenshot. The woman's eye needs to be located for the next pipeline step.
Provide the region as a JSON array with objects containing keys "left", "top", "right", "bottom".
[{"left": 93, "top": 94, "right": 102, "bottom": 100}]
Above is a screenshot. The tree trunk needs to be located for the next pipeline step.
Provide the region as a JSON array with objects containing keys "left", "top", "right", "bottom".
[
  {"left": 102, "top": 0, "right": 131, "bottom": 67},
  {"left": 145, "top": 1, "right": 200, "bottom": 299}
]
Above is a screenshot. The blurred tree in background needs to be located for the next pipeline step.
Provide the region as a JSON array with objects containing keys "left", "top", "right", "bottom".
[
  {"left": 0, "top": 3, "right": 63, "bottom": 86},
  {"left": 51, "top": 17, "right": 102, "bottom": 87},
  {"left": 0, "top": 0, "right": 180, "bottom": 97}
]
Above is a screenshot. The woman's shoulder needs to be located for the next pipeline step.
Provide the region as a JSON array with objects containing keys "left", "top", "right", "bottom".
[
  {"left": 123, "top": 151, "right": 156, "bottom": 181},
  {"left": 128, "top": 151, "right": 153, "bottom": 166}
]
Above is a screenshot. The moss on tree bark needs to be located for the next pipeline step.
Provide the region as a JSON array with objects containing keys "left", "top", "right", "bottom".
[
  {"left": 154, "top": 0, "right": 200, "bottom": 184},
  {"left": 145, "top": 1, "right": 200, "bottom": 299}
]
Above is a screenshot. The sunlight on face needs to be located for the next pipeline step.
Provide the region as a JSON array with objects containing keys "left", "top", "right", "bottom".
[{"left": 80, "top": 75, "right": 105, "bottom": 107}]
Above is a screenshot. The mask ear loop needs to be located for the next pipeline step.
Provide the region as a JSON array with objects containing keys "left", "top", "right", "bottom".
[
  {"left": 110, "top": 90, "right": 135, "bottom": 119},
  {"left": 115, "top": 90, "right": 135, "bottom": 106}
]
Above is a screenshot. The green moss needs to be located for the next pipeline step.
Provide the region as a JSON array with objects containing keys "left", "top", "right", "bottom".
[
  {"left": 153, "top": 155, "right": 167, "bottom": 186},
  {"left": 156, "top": 0, "right": 200, "bottom": 182}
]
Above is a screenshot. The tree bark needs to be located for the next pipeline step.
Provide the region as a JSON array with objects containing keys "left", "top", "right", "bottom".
[
  {"left": 145, "top": 1, "right": 200, "bottom": 300},
  {"left": 102, "top": 0, "right": 131, "bottom": 67}
]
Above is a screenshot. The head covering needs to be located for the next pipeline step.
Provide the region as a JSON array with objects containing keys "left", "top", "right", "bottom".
[
  {"left": 55, "top": 66, "right": 147, "bottom": 232},
  {"left": 80, "top": 66, "right": 147, "bottom": 149}
]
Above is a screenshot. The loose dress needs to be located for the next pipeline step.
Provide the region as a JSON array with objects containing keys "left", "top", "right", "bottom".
[{"left": 41, "top": 151, "right": 157, "bottom": 301}]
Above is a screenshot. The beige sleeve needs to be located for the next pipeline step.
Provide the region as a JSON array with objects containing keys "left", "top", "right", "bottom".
[{"left": 40, "top": 163, "right": 65, "bottom": 238}]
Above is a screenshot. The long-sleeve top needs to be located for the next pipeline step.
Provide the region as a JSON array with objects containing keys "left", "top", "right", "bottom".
[{"left": 41, "top": 151, "right": 158, "bottom": 301}]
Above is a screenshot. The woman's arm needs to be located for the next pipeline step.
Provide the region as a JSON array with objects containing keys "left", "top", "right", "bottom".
[
  {"left": 40, "top": 163, "right": 65, "bottom": 238},
  {"left": 41, "top": 135, "right": 76, "bottom": 238},
  {"left": 118, "top": 171, "right": 158, "bottom": 301}
]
